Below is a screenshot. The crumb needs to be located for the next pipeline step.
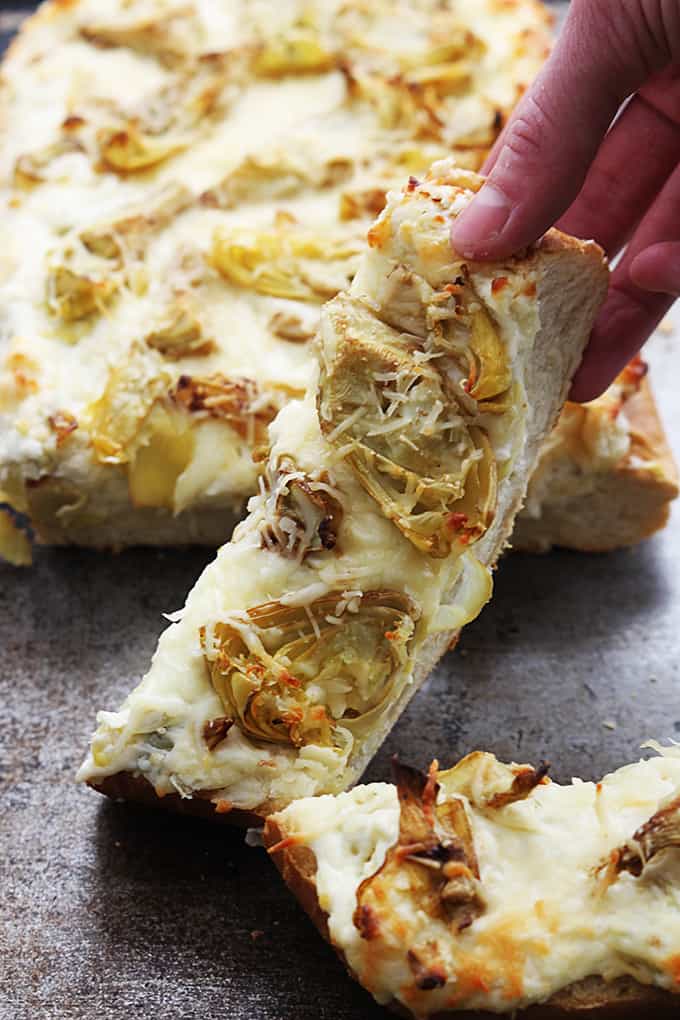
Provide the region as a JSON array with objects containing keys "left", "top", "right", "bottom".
[
  {"left": 657, "top": 317, "right": 675, "bottom": 336},
  {"left": 602, "top": 719, "right": 617, "bottom": 731}
]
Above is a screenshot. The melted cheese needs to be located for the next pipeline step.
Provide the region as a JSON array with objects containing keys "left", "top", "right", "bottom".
[
  {"left": 0, "top": 0, "right": 550, "bottom": 547},
  {"left": 275, "top": 748, "right": 680, "bottom": 1014}
]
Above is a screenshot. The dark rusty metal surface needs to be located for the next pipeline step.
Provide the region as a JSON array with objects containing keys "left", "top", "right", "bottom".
[{"left": 5, "top": 4, "right": 680, "bottom": 1020}]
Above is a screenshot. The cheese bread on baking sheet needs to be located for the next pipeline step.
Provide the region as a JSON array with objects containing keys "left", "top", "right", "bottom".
[
  {"left": 0, "top": 0, "right": 551, "bottom": 563},
  {"left": 77, "top": 161, "right": 607, "bottom": 821},
  {"left": 265, "top": 745, "right": 680, "bottom": 1018},
  {"left": 515, "top": 360, "right": 679, "bottom": 553}
]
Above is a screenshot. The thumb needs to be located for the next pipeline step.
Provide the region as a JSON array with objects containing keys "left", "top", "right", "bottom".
[{"left": 451, "top": 0, "right": 657, "bottom": 260}]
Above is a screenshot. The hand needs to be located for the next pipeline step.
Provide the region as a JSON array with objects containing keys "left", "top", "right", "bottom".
[{"left": 450, "top": 0, "right": 680, "bottom": 401}]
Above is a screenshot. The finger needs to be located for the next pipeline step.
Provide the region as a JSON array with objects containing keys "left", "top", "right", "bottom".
[
  {"left": 570, "top": 165, "right": 680, "bottom": 401},
  {"left": 630, "top": 242, "right": 680, "bottom": 294},
  {"left": 451, "top": 0, "right": 668, "bottom": 260},
  {"left": 557, "top": 67, "right": 680, "bottom": 256},
  {"left": 568, "top": 285, "right": 674, "bottom": 402}
]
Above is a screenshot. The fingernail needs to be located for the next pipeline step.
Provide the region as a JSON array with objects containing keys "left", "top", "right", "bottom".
[{"left": 451, "top": 183, "right": 512, "bottom": 258}]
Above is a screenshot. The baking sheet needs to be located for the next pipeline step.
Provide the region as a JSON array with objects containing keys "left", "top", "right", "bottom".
[{"left": 3, "top": 3, "right": 680, "bottom": 1018}]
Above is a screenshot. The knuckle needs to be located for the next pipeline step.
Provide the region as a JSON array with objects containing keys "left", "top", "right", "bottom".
[
  {"left": 494, "top": 93, "right": 572, "bottom": 187},
  {"left": 609, "top": 275, "right": 663, "bottom": 316}
]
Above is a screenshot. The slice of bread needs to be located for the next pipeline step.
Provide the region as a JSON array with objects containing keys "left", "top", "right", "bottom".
[
  {"left": 265, "top": 748, "right": 680, "bottom": 1017},
  {"left": 78, "top": 160, "right": 607, "bottom": 821},
  {"left": 514, "top": 363, "right": 678, "bottom": 553}
]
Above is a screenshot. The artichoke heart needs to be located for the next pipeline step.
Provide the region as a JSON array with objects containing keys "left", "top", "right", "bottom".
[
  {"left": 47, "top": 183, "right": 191, "bottom": 323},
  {"left": 613, "top": 794, "right": 680, "bottom": 882},
  {"left": 203, "top": 590, "right": 417, "bottom": 749},
  {"left": 203, "top": 151, "right": 353, "bottom": 209},
  {"left": 464, "top": 306, "right": 512, "bottom": 405},
  {"left": 80, "top": 8, "right": 204, "bottom": 68},
  {"left": 13, "top": 137, "right": 84, "bottom": 189},
  {"left": 211, "top": 221, "right": 362, "bottom": 302},
  {"left": 85, "top": 344, "right": 172, "bottom": 464},
  {"left": 318, "top": 296, "right": 497, "bottom": 557},
  {"left": 171, "top": 373, "right": 298, "bottom": 445},
  {"left": 97, "top": 126, "right": 187, "bottom": 174},
  {"left": 46, "top": 261, "right": 119, "bottom": 322},
  {"left": 437, "top": 751, "right": 549, "bottom": 809},
  {"left": 354, "top": 759, "right": 485, "bottom": 945},
  {"left": 127, "top": 404, "right": 196, "bottom": 510},
  {"left": 97, "top": 54, "right": 236, "bottom": 173},
  {"left": 252, "top": 29, "right": 336, "bottom": 77},
  {"left": 258, "top": 456, "right": 344, "bottom": 559},
  {"left": 145, "top": 299, "right": 216, "bottom": 360}
]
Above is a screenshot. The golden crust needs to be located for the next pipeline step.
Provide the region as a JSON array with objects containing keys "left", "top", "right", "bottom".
[
  {"left": 623, "top": 376, "right": 678, "bottom": 499},
  {"left": 264, "top": 815, "right": 679, "bottom": 1019},
  {"left": 265, "top": 816, "right": 332, "bottom": 941},
  {"left": 90, "top": 772, "right": 269, "bottom": 828}
]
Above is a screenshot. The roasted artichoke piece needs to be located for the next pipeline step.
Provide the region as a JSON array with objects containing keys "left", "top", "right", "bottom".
[
  {"left": 85, "top": 344, "right": 171, "bottom": 464},
  {"left": 79, "top": 182, "right": 192, "bottom": 262},
  {"left": 252, "top": 28, "right": 336, "bottom": 77},
  {"left": 203, "top": 590, "right": 417, "bottom": 749},
  {"left": 144, "top": 299, "right": 216, "bottom": 360},
  {"left": 458, "top": 306, "right": 513, "bottom": 406},
  {"left": 202, "top": 151, "right": 353, "bottom": 209},
  {"left": 257, "top": 456, "right": 343, "bottom": 559},
  {"left": 47, "top": 183, "right": 191, "bottom": 324},
  {"left": 80, "top": 5, "right": 203, "bottom": 68},
  {"left": 612, "top": 795, "right": 680, "bottom": 882},
  {"left": 369, "top": 266, "right": 512, "bottom": 409},
  {"left": 437, "top": 752, "right": 550, "bottom": 810},
  {"left": 269, "top": 309, "right": 317, "bottom": 343},
  {"left": 171, "top": 373, "right": 299, "bottom": 445},
  {"left": 97, "top": 53, "right": 238, "bottom": 173},
  {"left": 318, "top": 296, "right": 497, "bottom": 557},
  {"left": 13, "top": 137, "right": 84, "bottom": 189},
  {"left": 337, "top": 142, "right": 452, "bottom": 224},
  {"left": 96, "top": 127, "right": 186, "bottom": 174},
  {"left": 127, "top": 404, "right": 196, "bottom": 510},
  {"left": 46, "top": 260, "right": 119, "bottom": 322},
  {"left": 350, "top": 69, "right": 496, "bottom": 160},
  {"left": 211, "top": 220, "right": 363, "bottom": 302},
  {"left": 355, "top": 759, "right": 485, "bottom": 945}
]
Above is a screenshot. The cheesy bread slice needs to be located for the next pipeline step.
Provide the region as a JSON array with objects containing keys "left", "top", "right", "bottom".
[
  {"left": 78, "top": 160, "right": 607, "bottom": 820},
  {"left": 265, "top": 746, "right": 680, "bottom": 1018},
  {"left": 0, "top": 0, "right": 551, "bottom": 563}
]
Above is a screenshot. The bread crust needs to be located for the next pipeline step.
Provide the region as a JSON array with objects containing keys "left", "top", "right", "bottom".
[
  {"left": 513, "top": 376, "right": 678, "bottom": 553},
  {"left": 264, "top": 817, "right": 679, "bottom": 1019},
  {"left": 90, "top": 772, "right": 268, "bottom": 828}
]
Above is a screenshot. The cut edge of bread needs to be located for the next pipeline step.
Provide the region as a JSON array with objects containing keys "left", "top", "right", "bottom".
[
  {"left": 343, "top": 228, "right": 609, "bottom": 786},
  {"left": 263, "top": 815, "right": 679, "bottom": 1019}
]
